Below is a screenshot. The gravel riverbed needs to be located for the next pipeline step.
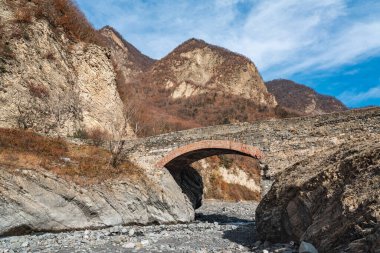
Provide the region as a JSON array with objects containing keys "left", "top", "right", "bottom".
[{"left": 0, "top": 200, "right": 296, "bottom": 253}]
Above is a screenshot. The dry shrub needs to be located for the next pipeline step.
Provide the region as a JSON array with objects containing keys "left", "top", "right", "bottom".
[
  {"left": 0, "top": 20, "right": 15, "bottom": 59},
  {"left": 5, "top": 0, "right": 105, "bottom": 46},
  {"left": 14, "top": 8, "right": 33, "bottom": 23},
  {"left": 44, "top": 52, "right": 55, "bottom": 60},
  {"left": 72, "top": 129, "right": 89, "bottom": 139},
  {"left": 27, "top": 82, "right": 50, "bottom": 98},
  {"left": 31, "top": 0, "right": 105, "bottom": 46},
  {"left": 86, "top": 127, "right": 110, "bottom": 147},
  {"left": 0, "top": 128, "right": 67, "bottom": 158}
]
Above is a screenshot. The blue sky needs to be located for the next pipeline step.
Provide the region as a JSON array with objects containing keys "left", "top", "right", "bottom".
[{"left": 76, "top": 0, "right": 380, "bottom": 108}]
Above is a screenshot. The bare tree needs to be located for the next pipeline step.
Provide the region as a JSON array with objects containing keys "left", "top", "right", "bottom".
[
  {"left": 108, "top": 100, "right": 142, "bottom": 168},
  {"left": 50, "top": 90, "right": 82, "bottom": 136}
]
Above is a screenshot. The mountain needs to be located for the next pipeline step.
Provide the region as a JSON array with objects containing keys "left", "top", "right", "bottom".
[
  {"left": 266, "top": 79, "right": 347, "bottom": 115},
  {"left": 145, "top": 38, "right": 276, "bottom": 103},
  {"left": 113, "top": 38, "right": 289, "bottom": 136}
]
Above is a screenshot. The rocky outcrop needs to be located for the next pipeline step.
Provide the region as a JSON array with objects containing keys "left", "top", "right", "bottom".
[
  {"left": 192, "top": 156, "right": 261, "bottom": 201},
  {"left": 0, "top": 0, "right": 133, "bottom": 138},
  {"left": 99, "top": 26, "right": 155, "bottom": 90},
  {"left": 148, "top": 38, "right": 277, "bottom": 105},
  {"left": 266, "top": 79, "right": 347, "bottom": 115},
  {"left": 0, "top": 166, "right": 193, "bottom": 236},
  {"left": 119, "top": 38, "right": 282, "bottom": 136},
  {"left": 256, "top": 141, "right": 380, "bottom": 252},
  {"left": 167, "top": 164, "right": 204, "bottom": 209}
]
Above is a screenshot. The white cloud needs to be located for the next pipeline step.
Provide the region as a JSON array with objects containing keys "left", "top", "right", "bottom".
[
  {"left": 77, "top": 0, "right": 380, "bottom": 79},
  {"left": 229, "top": 0, "right": 346, "bottom": 71},
  {"left": 277, "top": 21, "right": 380, "bottom": 76},
  {"left": 338, "top": 85, "right": 380, "bottom": 106}
]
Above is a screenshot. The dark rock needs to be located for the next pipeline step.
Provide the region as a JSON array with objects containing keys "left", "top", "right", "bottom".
[
  {"left": 167, "top": 164, "right": 204, "bottom": 209},
  {"left": 256, "top": 141, "right": 380, "bottom": 253}
]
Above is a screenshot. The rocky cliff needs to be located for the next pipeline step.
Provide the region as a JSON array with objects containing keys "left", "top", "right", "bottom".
[
  {"left": 266, "top": 79, "right": 347, "bottom": 115},
  {"left": 147, "top": 38, "right": 276, "bottom": 104},
  {"left": 192, "top": 156, "right": 261, "bottom": 201},
  {"left": 0, "top": 0, "right": 134, "bottom": 138},
  {"left": 256, "top": 140, "right": 380, "bottom": 252},
  {"left": 99, "top": 26, "right": 155, "bottom": 101},
  {"left": 0, "top": 167, "right": 193, "bottom": 236},
  {"left": 0, "top": 128, "right": 193, "bottom": 236}
]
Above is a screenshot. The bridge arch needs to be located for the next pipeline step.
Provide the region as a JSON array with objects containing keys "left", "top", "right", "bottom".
[
  {"left": 156, "top": 140, "right": 264, "bottom": 209},
  {"left": 156, "top": 140, "right": 263, "bottom": 168}
]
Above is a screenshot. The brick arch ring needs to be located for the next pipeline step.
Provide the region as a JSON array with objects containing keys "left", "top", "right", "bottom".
[{"left": 155, "top": 140, "right": 264, "bottom": 168}]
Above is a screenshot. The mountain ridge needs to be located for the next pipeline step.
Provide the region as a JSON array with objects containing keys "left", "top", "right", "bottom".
[{"left": 266, "top": 79, "right": 347, "bottom": 115}]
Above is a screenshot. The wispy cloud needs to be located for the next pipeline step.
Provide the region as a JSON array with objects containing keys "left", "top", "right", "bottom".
[
  {"left": 77, "top": 0, "right": 380, "bottom": 78},
  {"left": 77, "top": 0, "right": 380, "bottom": 107},
  {"left": 275, "top": 21, "right": 380, "bottom": 78},
  {"left": 338, "top": 85, "right": 380, "bottom": 107},
  {"left": 227, "top": 0, "right": 347, "bottom": 75}
]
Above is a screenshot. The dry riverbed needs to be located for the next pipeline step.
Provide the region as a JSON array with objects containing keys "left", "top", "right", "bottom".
[{"left": 0, "top": 200, "right": 296, "bottom": 253}]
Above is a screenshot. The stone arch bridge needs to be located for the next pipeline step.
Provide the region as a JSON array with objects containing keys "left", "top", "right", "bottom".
[
  {"left": 123, "top": 107, "right": 380, "bottom": 175},
  {"left": 123, "top": 108, "right": 380, "bottom": 178},
  {"left": 120, "top": 108, "right": 380, "bottom": 207}
]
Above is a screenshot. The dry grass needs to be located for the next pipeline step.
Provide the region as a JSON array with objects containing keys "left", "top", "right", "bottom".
[
  {"left": 14, "top": 7, "right": 33, "bottom": 23},
  {"left": 5, "top": 0, "right": 105, "bottom": 46},
  {"left": 0, "top": 128, "right": 67, "bottom": 157},
  {"left": 85, "top": 127, "right": 111, "bottom": 147},
  {"left": 0, "top": 128, "right": 143, "bottom": 186}
]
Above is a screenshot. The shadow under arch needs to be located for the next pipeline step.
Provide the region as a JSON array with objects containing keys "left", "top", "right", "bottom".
[{"left": 156, "top": 140, "right": 264, "bottom": 209}]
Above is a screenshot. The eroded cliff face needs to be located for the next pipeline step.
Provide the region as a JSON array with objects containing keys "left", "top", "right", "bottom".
[
  {"left": 256, "top": 141, "right": 380, "bottom": 252},
  {"left": 99, "top": 26, "right": 155, "bottom": 88},
  {"left": 0, "top": 165, "right": 193, "bottom": 236},
  {"left": 142, "top": 38, "right": 277, "bottom": 106},
  {"left": 192, "top": 156, "right": 261, "bottom": 201},
  {"left": 149, "top": 39, "right": 276, "bottom": 105},
  {"left": 0, "top": 128, "right": 193, "bottom": 236},
  {"left": 0, "top": 0, "right": 133, "bottom": 138}
]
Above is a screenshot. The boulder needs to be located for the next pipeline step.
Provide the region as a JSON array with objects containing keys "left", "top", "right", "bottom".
[
  {"left": 299, "top": 241, "right": 318, "bottom": 253},
  {"left": 0, "top": 166, "right": 194, "bottom": 236},
  {"left": 256, "top": 141, "right": 380, "bottom": 252}
]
